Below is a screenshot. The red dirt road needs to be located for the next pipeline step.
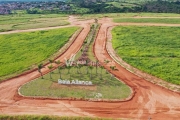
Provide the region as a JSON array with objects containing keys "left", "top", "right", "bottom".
[{"left": 0, "top": 16, "right": 180, "bottom": 119}]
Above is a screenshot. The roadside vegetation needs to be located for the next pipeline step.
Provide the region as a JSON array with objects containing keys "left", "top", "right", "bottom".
[
  {"left": 78, "top": 13, "right": 180, "bottom": 20},
  {"left": 0, "top": 115, "right": 114, "bottom": 120},
  {"left": 0, "top": 27, "right": 79, "bottom": 81},
  {"left": 114, "top": 18, "right": 180, "bottom": 24},
  {"left": 0, "top": 14, "right": 69, "bottom": 32},
  {"left": 112, "top": 26, "right": 180, "bottom": 85}
]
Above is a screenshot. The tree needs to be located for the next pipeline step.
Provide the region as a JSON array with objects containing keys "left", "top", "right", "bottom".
[
  {"left": 58, "top": 66, "right": 63, "bottom": 79},
  {"left": 76, "top": 63, "right": 82, "bottom": 74},
  {"left": 55, "top": 60, "right": 61, "bottom": 65},
  {"left": 110, "top": 66, "right": 116, "bottom": 71},
  {"left": 94, "top": 18, "right": 98, "bottom": 23},
  {"left": 80, "top": 48, "right": 83, "bottom": 53},
  {"left": 86, "top": 65, "right": 89, "bottom": 74},
  {"left": 89, "top": 66, "right": 93, "bottom": 80},
  {"left": 79, "top": 64, "right": 83, "bottom": 74},
  {"left": 85, "top": 60, "right": 89, "bottom": 74},
  {"left": 49, "top": 59, "right": 54, "bottom": 65},
  {"left": 55, "top": 60, "right": 62, "bottom": 79},
  {"left": 66, "top": 65, "right": 71, "bottom": 74},
  {"left": 110, "top": 66, "right": 116, "bottom": 79},
  {"left": 104, "top": 59, "right": 110, "bottom": 73},
  {"left": 104, "top": 59, "right": 110, "bottom": 64},
  {"left": 48, "top": 65, "right": 53, "bottom": 79},
  {"left": 100, "top": 65, "right": 104, "bottom": 80},
  {"left": 95, "top": 60, "right": 99, "bottom": 75},
  {"left": 75, "top": 64, "right": 79, "bottom": 74},
  {"left": 38, "top": 63, "right": 44, "bottom": 79}
]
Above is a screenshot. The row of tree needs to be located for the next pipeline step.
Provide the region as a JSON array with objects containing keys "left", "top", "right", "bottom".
[{"left": 37, "top": 59, "right": 117, "bottom": 80}]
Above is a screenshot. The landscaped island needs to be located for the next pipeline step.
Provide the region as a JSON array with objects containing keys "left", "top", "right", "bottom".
[{"left": 20, "top": 65, "right": 131, "bottom": 100}]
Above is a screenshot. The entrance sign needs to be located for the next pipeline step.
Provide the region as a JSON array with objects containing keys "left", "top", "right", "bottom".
[{"left": 58, "top": 79, "right": 92, "bottom": 85}]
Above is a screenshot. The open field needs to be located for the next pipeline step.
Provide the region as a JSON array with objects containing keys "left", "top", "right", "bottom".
[
  {"left": 106, "top": 2, "right": 139, "bottom": 8},
  {"left": 0, "top": 27, "right": 78, "bottom": 80},
  {"left": 20, "top": 66, "right": 130, "bottom": 100},
  {"left": 112, "top": 26, "right": 180, "bottom": 85},
  {"left": 114, "top": 18, "right": 180, "bottom": 24},
  {"left": 79, "top": 13, "right": 180, "bottom": 19},
  {"left": 0, "top": 14, "right": 69, "bottom": 32}
]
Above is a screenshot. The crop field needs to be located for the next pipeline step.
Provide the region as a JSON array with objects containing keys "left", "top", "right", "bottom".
[
  {"left": 0, "top": 14, "right": 69, "bottom": 32},
  {"left": 114, "top": 18, "right": 180, "bottom": 24},
  {"left": 20, "top": 66, "right": 130, "bottom": 100},
  {"left": 112, "top": 26, "right": 180, "bottom": 85},
  {"left": 0, "top": 27, "right": 79, "bottom": 80}
]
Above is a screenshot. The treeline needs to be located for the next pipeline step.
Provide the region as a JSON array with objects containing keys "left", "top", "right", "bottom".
[
  {"left": 26, "top": 9, "right": 71, "bottom": 14},
  {"left": 141, "top": 1, "right": 180, "bottom": 13},
  {"left": 25, "top": 0, "right": 180, "bottom": 14},
  {"left": 67, "top": 0, "right": 180, "bottom": 14}
]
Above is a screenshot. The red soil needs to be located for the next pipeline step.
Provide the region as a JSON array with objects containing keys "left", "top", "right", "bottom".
[{"left": 0, "top": 16, "right": 180, "bottom": 119}]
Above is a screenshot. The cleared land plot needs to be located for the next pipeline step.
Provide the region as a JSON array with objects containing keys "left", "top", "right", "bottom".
[
  {"left": 112, "top": 26, "right": 180, "bottom": 85},
  {"left": 114, "top": 18, "right": 180, "bottom": 24},
  {"left": 20, "top": 66, "right": 130, "bottom": 100},
  {"left": 0, "top": 14, "right": 69, "bottom": 32},
  {"left": 0, "top": 27, "right": 79, "bottom": 80}
]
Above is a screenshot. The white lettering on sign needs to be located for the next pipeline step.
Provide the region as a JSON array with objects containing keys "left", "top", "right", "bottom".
[{"left": 58, "top": 79, "right": 93, "bottom": 85}]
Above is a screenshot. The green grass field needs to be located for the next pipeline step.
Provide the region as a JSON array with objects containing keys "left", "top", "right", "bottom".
[
  {"left": 112, "top": 26, "right": 180, "bottom": 85},
  {"left": 20, "top": 66, "right": 130, "bottom": 100},
  {"left": 114, "top": 18, "right": 180, "bottom": 24},
  {"left": 0, "top": 27, "right": 79, "bottom": 81},
  {"left": 0, "top": 14, "right": 69, "bottom": 32},
  {"left": 79, "top": 13, "right": 180, "bottom": 19},
  {"left": 107, "top": 2, "right": 139, "bottom": 9}
]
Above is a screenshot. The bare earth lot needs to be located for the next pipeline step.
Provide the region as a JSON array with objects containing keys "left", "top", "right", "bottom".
[{"left": 0, "top": 16, "right": 180, "bottom": 119}]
